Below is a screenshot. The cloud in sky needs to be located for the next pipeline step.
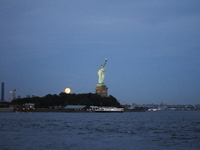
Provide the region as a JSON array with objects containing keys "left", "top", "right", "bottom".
[{"left": 0, "top": 0, "right": 200, "bottom": 104}]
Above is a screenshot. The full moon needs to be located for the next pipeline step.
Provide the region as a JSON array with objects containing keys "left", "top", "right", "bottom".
[{"left": 64, "top": 88, "right": 71, "bottom": 94}]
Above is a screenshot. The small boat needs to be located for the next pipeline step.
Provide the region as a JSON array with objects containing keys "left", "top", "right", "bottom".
[{"left": 94, "top": 107, "right": 124, "bottom": 113}]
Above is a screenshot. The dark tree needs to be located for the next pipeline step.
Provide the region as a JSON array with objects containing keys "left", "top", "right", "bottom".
[{"left": 11, "top": 93, "right": 121, "bottom": 108}]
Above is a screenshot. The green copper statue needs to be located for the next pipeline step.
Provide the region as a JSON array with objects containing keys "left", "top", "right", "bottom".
[{"left": 98, "top": 58, "right": 107, "bottom": 85}]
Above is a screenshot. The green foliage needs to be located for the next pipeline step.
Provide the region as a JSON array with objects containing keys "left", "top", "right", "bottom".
[{"left": 10, "top": 93, "right": 120, "bottom": 108}]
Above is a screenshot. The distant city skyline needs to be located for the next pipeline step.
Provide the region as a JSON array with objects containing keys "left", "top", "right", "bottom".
[{"left": 1, "top": 1, "right": 200, "bottom": 105}]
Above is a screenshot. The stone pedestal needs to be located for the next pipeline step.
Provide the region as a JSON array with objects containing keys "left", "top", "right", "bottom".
[{"left": 95, "top": 85, "right": 108, "bottom": 97}]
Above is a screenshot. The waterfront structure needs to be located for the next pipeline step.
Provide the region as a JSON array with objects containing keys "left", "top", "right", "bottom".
[
  {"left": 63, "top": 105, "right": 86, "bottom": 110},
  {"left": 94, "top": 107, "right": 124, "bottom": 113},
  {"left": 24, "top": 103, "right": 35, "bottom": 108},
  {"left": 95, "top": 59, "right": 108, "bottom": 97},
  {"left": 0, "top": 107, "right": 14, "bottom": 112}
]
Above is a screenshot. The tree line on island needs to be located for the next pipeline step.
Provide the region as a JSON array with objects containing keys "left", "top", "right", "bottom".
[{"left": 10, "top": 93, "right": 121, "bottom": 108}]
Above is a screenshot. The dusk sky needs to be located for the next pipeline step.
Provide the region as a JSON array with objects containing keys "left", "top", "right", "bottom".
[{"left": 1, "top": 0, "right": 200, "bottom": 105}]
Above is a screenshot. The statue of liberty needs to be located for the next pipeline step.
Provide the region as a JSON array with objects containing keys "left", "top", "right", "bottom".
[{"left": 98, "top": 59, "right": 107, "bottom": 85}]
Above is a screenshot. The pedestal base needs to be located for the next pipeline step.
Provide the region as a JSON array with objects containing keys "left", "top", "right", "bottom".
[{"left": 95, "top": 85, "right": 108, "bottom": 97}]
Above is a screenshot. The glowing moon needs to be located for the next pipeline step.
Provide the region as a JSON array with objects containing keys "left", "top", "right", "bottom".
[{"left": 64, "top": 88, "right": 71, "bottom": 94}]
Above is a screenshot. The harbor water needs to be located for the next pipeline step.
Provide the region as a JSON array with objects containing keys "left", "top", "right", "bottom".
[{"left": 0, "top": 111, "right": 200, "bottom": 150}]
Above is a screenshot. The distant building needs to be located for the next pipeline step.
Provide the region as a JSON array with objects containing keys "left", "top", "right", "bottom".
[
  {"left": 32, "top": 93, "right": 35, "bottom": 98},
  {"left": 1, "top": 82, "right": 4, "bottom": 101},
  {"left": 8, "top": 91, "right": 14, "bottom": 102}
]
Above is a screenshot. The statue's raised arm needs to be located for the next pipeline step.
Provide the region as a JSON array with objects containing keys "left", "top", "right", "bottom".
[
  {"left": 103, "top": 58, "right": 108, "bottom": 67},
  {"left": 97, "top": 58, "right": 108, "bottom": 85}
]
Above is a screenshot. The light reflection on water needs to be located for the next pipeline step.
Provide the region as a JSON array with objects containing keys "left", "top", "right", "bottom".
[{"left": 0, "top": 111, "right": 200, "bottom": 150}]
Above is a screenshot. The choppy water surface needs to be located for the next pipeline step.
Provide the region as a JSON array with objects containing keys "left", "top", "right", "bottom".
[{"left": 0, "top": 111, "right": 200, "bottom": 150}]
